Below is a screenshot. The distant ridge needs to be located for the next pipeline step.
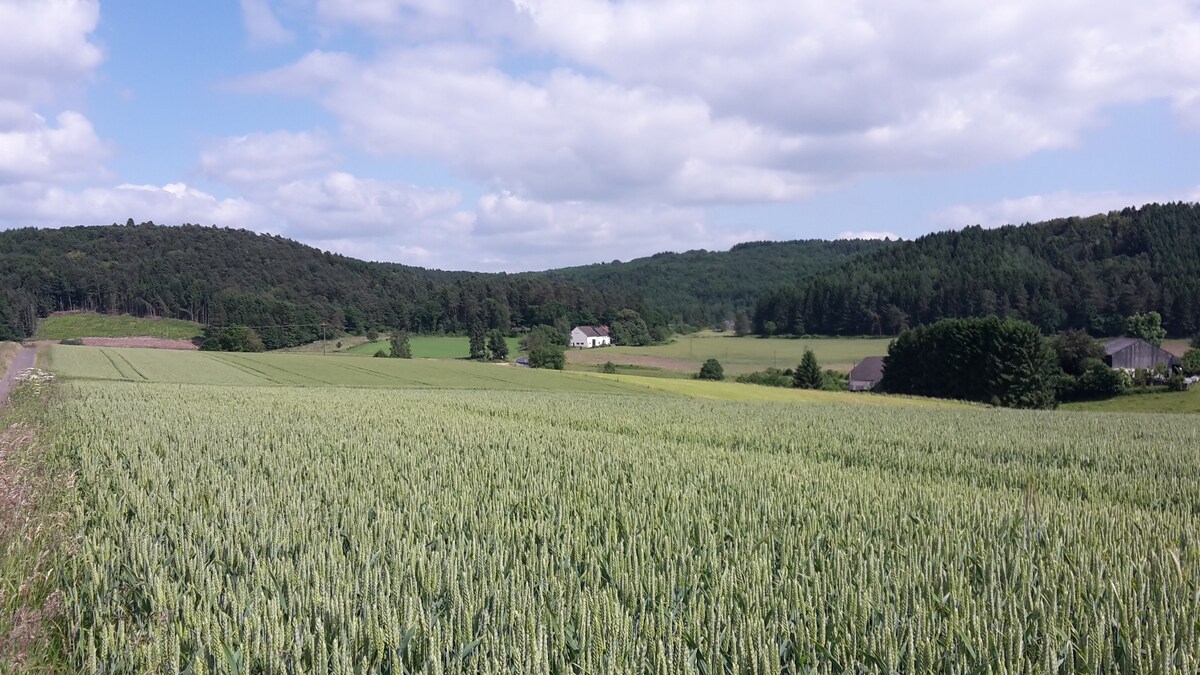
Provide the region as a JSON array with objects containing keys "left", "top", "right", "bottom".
[{"left": 753, "top": 202, "right": 1200, "bottom": 337}]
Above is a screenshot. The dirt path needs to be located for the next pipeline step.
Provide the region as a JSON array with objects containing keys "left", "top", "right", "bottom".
[{"left": 0, "top": 347, "right": 36, "bottom": 406}]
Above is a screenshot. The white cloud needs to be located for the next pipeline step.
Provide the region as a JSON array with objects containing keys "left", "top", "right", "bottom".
[
  {"left": 239, "top": 0, "right": 293, "bottom": 47},
  {"left": 837, "top": 230, "right": 899, "bottom": 241},
  {"left": 241, "top": 50, "right": 818, "bottom": 203},
  {"left": 0, "top": 110, "right": 108, "bottom": 183},
  {"left": 200, "top": 130, "right": 336, "bottom": 187},
  {"left": 468, "top": 192, "right": 765, "bottom": 270},
  {"left": 0, "top": 0, "right": 107, "bottom": 187},
  {"left": 235, "top": 1, "right": 1200, "bottom": 212},
  {"left": 313, "top": 0, "right": 523, "bottom": 41},
  {"left": 0, "top": 0, "right": 102, "bottom": 104},
  {"left": 929, "top": 187, "right": 1200, "bottom": 230},
  {"left": 0, "top": 182, "right": 271, "bottom": 230}
]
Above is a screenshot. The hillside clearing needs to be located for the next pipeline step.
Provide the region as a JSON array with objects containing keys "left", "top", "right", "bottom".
[{"left": 33, "top": 312, "right": 202, "bottom": 341}]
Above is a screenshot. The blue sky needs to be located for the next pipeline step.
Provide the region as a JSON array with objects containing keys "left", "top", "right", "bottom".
[{"left": 2, "top": 1, "right": 1199, "bottom": 271}]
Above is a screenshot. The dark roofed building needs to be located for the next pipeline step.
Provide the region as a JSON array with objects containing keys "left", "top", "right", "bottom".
[
  {"left": 849, "top": 356, "right": 885, "bottom": 392},
  {"left": 1104, "top": 338, "right": 1178, "bottom": 371}
]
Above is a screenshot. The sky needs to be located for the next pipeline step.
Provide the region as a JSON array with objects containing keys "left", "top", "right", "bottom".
[{"left": 2, "top": 1, "right": 1200, "bottom": 272}]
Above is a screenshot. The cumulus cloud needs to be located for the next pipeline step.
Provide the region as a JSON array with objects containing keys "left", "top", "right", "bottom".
[
  {"left": 239, "top": 0, "right": 293, "bottom": 47},
  {"left": 240, "top": 50, "right": 819, "bottom": 203},
  {"left": 0, "top": 182, "right": 271, "bottom": 230},
  {"left": 200, "top": 130, "right": 336, "bottom": 187},
  {"left": 0, "top": 0, "right": 102, "bottom": 103},
  {"left": 0, "top": 110, "right": 109, "bottom": 183},
  {"left": 929, "top": 186, "right": 1200, "bottom": 230},
  {"left": 0, "top": 0, "right": 107, "bottom": 187},
  {"left": 234, "top": 1, "right": 1200, "bottom": 212}
]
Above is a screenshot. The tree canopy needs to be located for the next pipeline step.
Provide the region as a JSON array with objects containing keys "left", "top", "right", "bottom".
[
  {"left": 881, "top": 316, "right": 1059, "bottom": 409},
  {"left": 754, "top": 204, "right": 1200, "bottom": 338}
]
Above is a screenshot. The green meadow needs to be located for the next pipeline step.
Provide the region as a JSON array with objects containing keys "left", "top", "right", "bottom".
[
  {"left": 567, "top": 332, "right": 893, "bottom": 374},
  {"left": 343, "top": 334, "right": 523, "bottom": 359},
  {"left": 33, "top": 312, "right": 203, "bottom": 341}
]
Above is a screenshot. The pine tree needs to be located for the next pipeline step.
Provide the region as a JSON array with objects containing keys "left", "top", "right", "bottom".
[
  {"left": 469, "top": 322, "right": 487, "bottom": 360},
  {"left": 793, "top": 348, "right": 822, "bottom": 389}
]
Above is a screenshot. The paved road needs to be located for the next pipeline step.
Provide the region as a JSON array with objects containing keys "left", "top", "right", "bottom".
[{"left": 0, "top": 347, "right": 36, "bottom": 406}]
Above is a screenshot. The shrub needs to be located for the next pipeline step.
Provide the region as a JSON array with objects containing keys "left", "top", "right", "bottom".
[
  {"left": 1182, "top": 349, "right": 1200, "bottom": 376},
  {"left": 366, "top": 330, "right": 379, "bottom": 342},
  {"left": 821, "top": 369, "right": 848, "bottom": 391},
  {"left": 59, "top": 338, "right": 84, "bottom": 346},
  {"left": 373, "top": 349, "right": 387, "bottom": 358},
  {"left": 1191, "top": 333, "right": 1200, "bottom": 349},
  {"left": 199, "top": 326, "right": 266, "bottom": 352},
  {"left": 1074, "top": 361, "right": 1128, "bottom": 399},
  {"left": 601, "top": 361, "right": 617, "bottom": 374},
  {"left": 528, "top": 346, "right": 566, "bottom": 370},
  {"left": 1167, "top": 373, "right": 1188, "bottom": 392},
  {"left": 697, "top": 358, "right": 724, "bottom": 381},
  {"left": 736, "top": 368, "right": 791, "bottom": 387}
]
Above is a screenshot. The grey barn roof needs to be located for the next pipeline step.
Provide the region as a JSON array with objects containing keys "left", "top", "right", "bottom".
[
  {"left": 1103, "top": 337, "right": 1143, "bottom": 355},
  {"left": 850, "top": 356, "right": 885, "bottom": 382},
  {"left": 575, "top": 326, "right": 609, "bottom": 337}
]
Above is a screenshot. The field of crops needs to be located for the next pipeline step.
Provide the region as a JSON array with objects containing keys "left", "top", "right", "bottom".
[
  {"left": 45, "top": 345, "right": 646, "bottom": 394},
  {"left": 42, "top": 348, "right": 1200, "bottom": 671},
  {"left": 566, "top": 333, "right": 893, "bottom": 375}
]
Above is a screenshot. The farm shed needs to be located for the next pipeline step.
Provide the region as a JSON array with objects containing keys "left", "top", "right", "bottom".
[
  {"left": 570, "top": 326, "right": 612, "bottom": 348},
  {"left": 1103, "top": 338, "right": 1179, "bottom": 371},
  {"left": 849, "top": 356, "right": 885, "bottom": 391}
]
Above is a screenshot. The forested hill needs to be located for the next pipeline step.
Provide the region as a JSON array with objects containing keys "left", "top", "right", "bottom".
[
  {"left": 0, "top": 223, "right": 634, "bottom": 345},
  {"left": 754, "top": 202, "right": 1200, "bottom": 338},
  {"left": 535, "top": 239, "right": 895, "bottom": 327}
]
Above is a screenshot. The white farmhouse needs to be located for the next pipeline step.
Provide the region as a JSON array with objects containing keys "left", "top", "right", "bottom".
[{"left": 570, "top": 326, "right": 611, "bottom": 348}]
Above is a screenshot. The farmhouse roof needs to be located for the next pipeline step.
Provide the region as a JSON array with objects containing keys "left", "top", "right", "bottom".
[
  {"left": 575, "top": 325, "right": 609, "bottom": 337},
  {"left": 849, "top": 356, "right": 885, "bottom": 382},
  {"left": 1103, "top": 337, "right": 1143, "bottom": 355}
]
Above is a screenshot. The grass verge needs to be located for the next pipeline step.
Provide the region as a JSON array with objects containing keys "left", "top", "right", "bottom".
[{"left": 0, "top": 378, "right": 72, "bottom": 672}]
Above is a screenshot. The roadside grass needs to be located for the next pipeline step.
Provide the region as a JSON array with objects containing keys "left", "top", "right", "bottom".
[
  {"left": 1061, "top": 386, "right": 1200, "bottom": 414},
  {"left": 344, "top": 335, "right": 523, "bottom": 360},
  {"left": 567, "top": 333, "right": 893, "bottom": 375},
  {"left": 0, "top": 382, "right": 71, "bottom": 672},
  {"left": 1, "top": 342, "right": 17, "bottom": 374},
  {"left": 33, "top": 313, "right": 202, "bottom": 341}
]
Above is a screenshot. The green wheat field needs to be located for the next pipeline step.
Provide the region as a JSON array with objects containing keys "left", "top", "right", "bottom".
[{"left": 22, "top": 346, "right": 1200, "bottom": 671}]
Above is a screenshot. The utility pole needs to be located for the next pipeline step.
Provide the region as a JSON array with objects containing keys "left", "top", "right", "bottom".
[{"left": 322, "top": 322, "right": 329, "bottom": 355}]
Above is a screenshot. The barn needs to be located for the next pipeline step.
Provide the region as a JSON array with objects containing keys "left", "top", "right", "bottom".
[
  {"left": 570, "top": 326, "right": 612, "bottom": 348},
  {"left": 849, "top": 356, "right": 885, "bottom": 391},
  {"left": 1104, "top": 338, "right": 1178, "bottom": 371}
]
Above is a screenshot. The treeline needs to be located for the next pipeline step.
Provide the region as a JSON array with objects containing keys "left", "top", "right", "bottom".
[
  {"left": 754, "top": 203, "right": 1200, "bottom": 337},
  {"left": 0, "top": 223, "right": 641, "bottom": 347},
  {"left": 538, "top": 239, "right": 893, "bottom": 327}
]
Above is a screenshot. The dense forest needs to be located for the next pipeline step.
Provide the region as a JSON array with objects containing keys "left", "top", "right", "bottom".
[
  {"left": 538, "top": 239, "right": 893, "bottom": 326},
  {"left": 754, "top": 203, "right": 1200, "bottom": 337},
  {"left": 0, "top": 223, "right": 635, "bottom": 346},
  {"left": 3, "top": 203, "right": 1198, "bottom": 346}
]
